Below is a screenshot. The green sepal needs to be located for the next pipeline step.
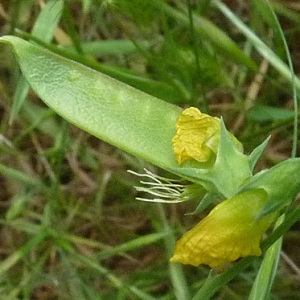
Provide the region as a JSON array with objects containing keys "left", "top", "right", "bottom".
[
  {"left": 248, "top": 136, "right": 271, "bottom": 172},
  {"left": 206, "top": 119, "right": 252, "bottom": 198}
]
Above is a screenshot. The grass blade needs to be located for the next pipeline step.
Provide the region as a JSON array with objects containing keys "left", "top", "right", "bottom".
[
  {"left": 154, "top": 0, "right": 257, "bottom": 71},
  {"left": 0, "top": 231, "right": 48, "bottom": 277},
  {"left": 157, "top": 204, "right": 190, "bottom": 300},
  {"left": 213, "top": 0, "right": 300, "bottom": 92},
  {"left": 249, "top": 216, "right": 283, "bottom": 300}
]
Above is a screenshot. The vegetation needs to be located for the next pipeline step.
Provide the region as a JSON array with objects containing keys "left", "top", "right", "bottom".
[{"left": 0, "top": 0, "right": 300, "bottom": 299}]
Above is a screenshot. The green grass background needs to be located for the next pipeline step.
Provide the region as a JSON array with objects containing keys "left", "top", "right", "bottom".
[{"left": 0, "top": 0, "right": 300, "bottom": 299}]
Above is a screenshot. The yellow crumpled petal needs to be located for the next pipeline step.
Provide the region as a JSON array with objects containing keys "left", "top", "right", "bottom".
[
  {"left": 172, "top": 107, "right": 220, "bottom": 164},
  {"left": 170, "top": 189, "right": 277, "bottom": 268}
]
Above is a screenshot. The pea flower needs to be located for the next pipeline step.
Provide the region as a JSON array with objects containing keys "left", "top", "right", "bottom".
[
  {"left": 172, "top": 107, "right": 242, "bottom": 164},
  {"left": 170, "top": 189, "right": 277, "bottom": 268}
]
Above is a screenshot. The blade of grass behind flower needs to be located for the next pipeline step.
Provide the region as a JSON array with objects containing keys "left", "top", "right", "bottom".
[
  {"left": 153, "top": 0, "right": 257, "bottom": 71},
  {"left": 212, "top": 0, "right": 300, "bottom": 93},
  {"left": 62, "top": 39, "right": 150, "bottom": 56},
  {"left": 252, "top": 0, "right": 285, "bottom": 58},
  {"left": 249, "top": 216, "right": 283, "bottom": 300},
  {"left": 0, "top": 163, "right": 45, "bottom": 189},
  {"left": 97, "top": 232, "right": 167, "bottom": 259},
  {"left": 61, "top": 4, "right": 83, "bottom": 54},
  {"left": 0, "top": 230, "right": 48, "bottom": 277},
  {"left": 253, "top": 0, "right": 298, "bottom": 158},
  {"left": 157, "top": 203, "right": 190, "bottom": 300},
  {"left": 66, "top": 246, "right": 157, "bottom": 300},
  {"left": 272, "top": 2, "right": 300, "bottom": 25}
]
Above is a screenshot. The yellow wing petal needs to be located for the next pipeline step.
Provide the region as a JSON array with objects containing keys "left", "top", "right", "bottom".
[{"left": 172, "top": 107, "right": 220, "bottom": 164}]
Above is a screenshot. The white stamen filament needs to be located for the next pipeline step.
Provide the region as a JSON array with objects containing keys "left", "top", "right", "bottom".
[{"left": 128, "top": 169, "right": 187, "bottom": 203}]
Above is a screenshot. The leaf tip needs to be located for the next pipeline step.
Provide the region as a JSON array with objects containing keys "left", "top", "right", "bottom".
[{"left": 0, "top": 35, "right": 14, "bottom": 45}]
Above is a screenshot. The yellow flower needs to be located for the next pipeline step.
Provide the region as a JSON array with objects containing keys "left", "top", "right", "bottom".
[
  {"left": 172, "top": 107, "right": 242, "bottom": 164},
  {"left": 172, "top": 107, "right": 220, "bottom": 164},
  {"left": 170, "top": 189, "right": 277, "bottom": 268}
]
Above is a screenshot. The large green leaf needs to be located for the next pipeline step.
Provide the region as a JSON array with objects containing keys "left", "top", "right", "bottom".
[{"left": 1, "top": 35, "right": 182, "bottom": 171}]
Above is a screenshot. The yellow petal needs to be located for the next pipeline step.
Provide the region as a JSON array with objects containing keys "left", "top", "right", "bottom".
[
  {"left": 172, "top": 107, "right": 220, "bottom": 164},
  {"left": 170, "top": 189, "right": 277, "bottom": 268}
]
